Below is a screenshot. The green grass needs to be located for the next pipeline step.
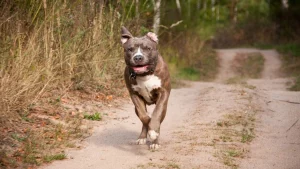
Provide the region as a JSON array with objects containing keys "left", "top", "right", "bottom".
[
  {"left": 178, "top": 67, "right": 200, "bottom": 81},
  {"left": 276, "top": 43, "right": 300, "bottom": 57},
  {"left": 43, "top": 153, "right": 66, "bottom": 163},
  {"left": 227, "top": 150, "right": 242, "bottom": 158},
  {"left": 226, "top": 77, "right": 256, "bottom": 89},
  {"left": 233, "top": 52, "right": 265, "bottom": 78},
  {"left": 84, "top": 112, "right": 102, "bottom": 121},
  {"left": 241, "top": 129, "right": 254, "bottom": 143},
  {"left": 253, "top": 43, "right": 274, "bottom": 49},
  {"left": 276, "top": 43, "right": 300, "bottom": 91},
  {"left": 253, "top": 42, "right": 300, "bottom": 91},
  {"left": 11, "top": 133, "right": 26, "bottom": 142},
  {"left": 136, "top": 162, "right": 180, "bottom": 169},
  {"left": 166, "top": 46, "right": 218, "bottom": 83},
  {"left": 289, "top": 76, "right": 300, "bottom": 91}
]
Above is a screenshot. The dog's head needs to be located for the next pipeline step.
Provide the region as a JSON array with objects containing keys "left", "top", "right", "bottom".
[{"left": 121, "top": 26, "right": 159, "bottom": 76}]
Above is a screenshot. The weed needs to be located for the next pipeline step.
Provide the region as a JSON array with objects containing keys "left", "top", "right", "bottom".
[
  {"left": 136, "top": 162, "right": 180, "bottom": 169},
  {"left": 219, "top": 136, "right": 233, "bottom": 142},
  {"left": 84, "top": 112, "right": 102, "bottom": 121},
  {"left": 241, "top": 129, "right": 254, "bottom": 143},
  {"left": 289, "top": 76, "right": 300, "bottom": 91},
  {"left": 167, "top": 162, "right": 180, "bottom": 169},
  {"left": 43, "top": 153, "right": 66, "bottom": 163},
  {"left": 232, "top": 52, "right": 265, "bottom": 79},
  {"left": 277, "top": 43, "right": 300, "bottom": 57},
  {"left": 227, "top": 150, "right": 242, "bottom": 158},
  {"left": 217, "top": 122, "right": 223, "bottom": 127},
  {"left": 277, "top": 43, "right": 300, "bottom": 91},
  {"left": 11, "top": 134, "right": 26, "bottom": 142},
  {"left": 178, "top": 68, "right": 200, "bottom": 81}
]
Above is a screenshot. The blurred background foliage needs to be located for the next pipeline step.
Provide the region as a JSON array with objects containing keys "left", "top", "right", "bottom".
[
  {"left": 0, "top": 0, "right": 299, "bottom": 121},
  {"left": 0, "top": 0, "right": 300, "bottom": 167}
]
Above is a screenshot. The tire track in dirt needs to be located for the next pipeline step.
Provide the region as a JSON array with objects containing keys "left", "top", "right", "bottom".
[{"left": 42, "top": 49, "right": 300, "bottom": 169}]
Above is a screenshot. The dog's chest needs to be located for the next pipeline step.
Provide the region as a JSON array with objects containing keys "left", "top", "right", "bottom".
[{"left": 132, "top": 75, "right": 161, "bottom": 103}]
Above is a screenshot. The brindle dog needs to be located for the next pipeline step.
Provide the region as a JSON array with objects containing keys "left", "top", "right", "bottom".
[{"left": 121, "top": 27, "right": 171, "bottom": 150}]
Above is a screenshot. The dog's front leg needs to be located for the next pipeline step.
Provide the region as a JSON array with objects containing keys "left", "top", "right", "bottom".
[
  {"left": 131, "top": 94, "right": 151, "bottom": 145},
  {"left": 148, "top": 88, "right": 169, "bottom": 149}
]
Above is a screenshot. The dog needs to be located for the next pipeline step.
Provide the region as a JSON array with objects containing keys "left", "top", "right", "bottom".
[{"left": 120, "top": 27, "right": 171, "bottom": 150}]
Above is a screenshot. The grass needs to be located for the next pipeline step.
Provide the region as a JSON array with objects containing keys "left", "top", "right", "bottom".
[
  {"left": 226, "top": 77, "right": 256, "bottom": 89},
  {"left": 0, "top": 1, "right": 220, "bottom": 168},
  {"left": 215, "top": 106, "right": 257, "bottom": 167},
  {"left": 43, "top": 153, "right": 66, "bottom": 163},
  {"left": 232, "top": 52, "right": 265, "bottom": 79},
  {"left": 136, "top": 162, "right": 180, "bottom": 169},
  {"left": 178, "top": 68, "right": 200, "bottom": 81},
  {"left": 276, "top": 43, "right": 300, "bottom": 57},
  {"left": 164, "top": 45, "right": 219, "bottom": 84},
  {"left": 276, "top": 43, "right": 300, "bottom": 91},
  {"left": 226, "top": 52, "right": 264, "bottom": 89},
  {"left": 241, "top": 129, "right": 255, "bottom": 143},
  {"left": 289, "top": 76, "right": 300, "bottom": 91},
  {"left": 84, "top": 112, "right": 102, "bottom": 121},
  {"left": 0, "top": 1, "right": 125, "bottom": 167},
  {"left": 227, "top": 150, "right": 242, "bottom": 158},
  {"left": 11, "top": 134, "right": 26, "bottom": 142}
]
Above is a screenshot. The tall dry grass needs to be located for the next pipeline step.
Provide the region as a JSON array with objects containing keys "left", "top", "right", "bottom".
[{"left": 0, "top": 0, "right": 127, "bottom": 128}]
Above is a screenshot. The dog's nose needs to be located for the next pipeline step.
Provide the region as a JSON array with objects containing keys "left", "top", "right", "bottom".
[{"left": 134, "top": 55, "right": 143, "bottom": 62}]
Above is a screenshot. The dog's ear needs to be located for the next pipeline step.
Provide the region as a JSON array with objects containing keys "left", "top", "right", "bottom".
[
  {"left": 121, "top": 26, "right": 133, "bottom": 45},
  {"left": 146, "top": 32, "right": 158, "bottom": 44}
]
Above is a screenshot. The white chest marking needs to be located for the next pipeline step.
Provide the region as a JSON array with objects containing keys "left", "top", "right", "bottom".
[{"left": 132, "top": 75, "right": 161, "bottom": 103}]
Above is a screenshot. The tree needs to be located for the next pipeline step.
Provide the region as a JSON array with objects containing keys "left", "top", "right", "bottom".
[{"left": 152, "top": 0, "right": 161, "bottom": 35}]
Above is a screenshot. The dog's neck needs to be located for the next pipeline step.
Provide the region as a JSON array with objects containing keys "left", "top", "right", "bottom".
[{"left": 128, "top": 67, "right": 155, "bottom": 80}]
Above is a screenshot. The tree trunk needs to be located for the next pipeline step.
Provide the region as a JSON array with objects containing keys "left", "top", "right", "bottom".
[
  {"left": 281, "top": 0, "right": 289, "bottom": 9},
  {"left": 217, "top": 2, "right": 220, "bottom": 21},
  {"left": 175, "top": 0, "right": 182, "bottom": 15},
  {"left": 211, "top": 0, "right": 215, "bottom": 18},
  {"left": 230, "top": 0, "right": 238, "bottom": 23},
  {"left": 136, "top": 0, "right": 139, "bottom": 19},
  {"left": 197, "top": 0, "right": 201, "bottom": 10},
  {"left": 152, "top": 0, "right": 161, "bottom": 35},
  {"left": 234, "top": 3, "right": 238, "bottom": 23},
  {"left": 188, "top": 0, "right": 191, "bottom": 19}
]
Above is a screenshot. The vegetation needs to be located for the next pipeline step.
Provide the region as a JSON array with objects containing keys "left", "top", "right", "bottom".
[
  {"left": 276, "top": 43, "right": 300, "bottom": 91},
  {"left": 0, "top": 0, "right": 299, "bottom": 168},
  {"left": 232, "top": 52, "right": 265, "bottom": 79},
  {"left": 43, "top": 153, "right": 66, "bottom": 163},
  {"left": 84, "top": 112, "right": 102, "bottom": 121}
]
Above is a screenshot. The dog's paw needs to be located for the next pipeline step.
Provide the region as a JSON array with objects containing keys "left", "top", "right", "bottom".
[
  {"left": 136, "top": 138, "right": 147, "bottom": 145},
  {"left": 149, "top": 143, "right": 160, "bottom": 150},
  {"left": 148, "top": 130, "right": 159, "bottom": 141}
]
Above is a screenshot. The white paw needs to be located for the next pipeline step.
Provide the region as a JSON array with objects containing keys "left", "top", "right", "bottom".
[
  {"left": 148, "top": 130, "right": 159, "bottom": 141},
  {"left": 136, "top": 138, "right": 147, "bottom": 145},
  {"left": 149, "top": 144, "right": 160, "bottom": 150}
]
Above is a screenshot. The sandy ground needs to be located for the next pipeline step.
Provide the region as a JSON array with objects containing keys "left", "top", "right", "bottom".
[{"left": 42, "top": 49, "right": 300, "bottom": 169}]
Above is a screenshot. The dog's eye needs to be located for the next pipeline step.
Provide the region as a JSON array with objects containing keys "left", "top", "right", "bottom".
[
  {"left": 147, "top": 47, "right": 151, "bottom": 51},
  {"left": 127, "top": 48, "right": 134, "bottom": 52}
]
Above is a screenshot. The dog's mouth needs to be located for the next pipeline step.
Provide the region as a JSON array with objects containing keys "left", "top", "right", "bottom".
[{"left": 132, "top": 65, "right": 149, "bottom": 74}]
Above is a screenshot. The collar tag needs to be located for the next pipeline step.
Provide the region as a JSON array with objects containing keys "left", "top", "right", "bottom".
[{"left": 130, "top": 72, "right": 136, "bottom": 80}]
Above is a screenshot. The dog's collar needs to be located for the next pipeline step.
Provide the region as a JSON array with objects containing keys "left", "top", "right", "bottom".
[
  {"left": 129, "top": 71, "right": 136, "bottom": 80},
  {"left": 129, "top": 68, "right": 155, "bottom": 80}
]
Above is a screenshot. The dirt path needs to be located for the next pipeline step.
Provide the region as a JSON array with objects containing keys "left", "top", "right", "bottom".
[{"left": 43, "top": 49, "right": 300, "bottom": 169}]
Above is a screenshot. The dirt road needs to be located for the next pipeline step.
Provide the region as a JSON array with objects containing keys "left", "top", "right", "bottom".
[{"left": 43, "top": 49, "right": 300, "bottom": 169}]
